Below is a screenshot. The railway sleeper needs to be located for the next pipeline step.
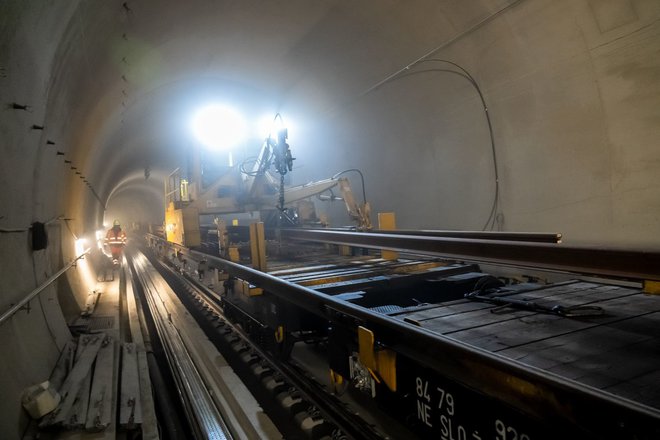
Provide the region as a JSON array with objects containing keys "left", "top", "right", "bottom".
[{"left": 146, "top": 250, "right": 385, "bottom": 439}]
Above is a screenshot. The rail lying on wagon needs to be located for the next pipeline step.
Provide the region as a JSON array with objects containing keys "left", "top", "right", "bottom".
[{"left": 146, "top": 227, "right": 660, "bottom": 440}]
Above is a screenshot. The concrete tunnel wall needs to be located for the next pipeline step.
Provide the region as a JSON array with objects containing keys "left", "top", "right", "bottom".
[
  {"left": 297, "top": 1, "right": 660, "bottom": 247},
  {"left": 1, "top": 0, "right": 660, "bottom": 437}
]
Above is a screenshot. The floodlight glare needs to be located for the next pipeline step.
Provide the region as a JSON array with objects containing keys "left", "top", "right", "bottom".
[
  {"left": 257, "top": 113, "right": 292, "bottom": 140},
  {"left": 258, "top": 115, "right": 278, "bottom": 140},
  {"left": 191, "top": 104, "right": 247, "bottom": 150}
]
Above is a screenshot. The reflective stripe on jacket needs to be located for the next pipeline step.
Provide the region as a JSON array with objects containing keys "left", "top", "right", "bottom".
[{"left": 105, "top": 228, "right": 127, "bottom": 246}]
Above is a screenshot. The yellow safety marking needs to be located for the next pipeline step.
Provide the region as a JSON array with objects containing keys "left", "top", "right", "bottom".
[
  {"left": 228, "top": 247, "right": 240, "bottom": 262},
  {"left": 296, "top": 271, "right": 377, "bottom": 287},
  {"left": 246, "top": 283, "right": 263, "bottom": 297},
  {"left": 249, "top": 222, "right": 267, "bottom": 271},
  {"left": 274, "top": 325, "right": 284, "bottom": 343},
  {"left": 391, "top": 261, "right": 446, "bottom": 274},
  {"left": 644, "top": 280, "right": 660, "bottom": 295},
  {"left": 182, "top": 206, "right": 202, "bottom": 247},
  {"left": 368, "top": 368, "right": 382, "bottom": 384},
  {"left": 249, "top": 223, "right": 258, "bottom": 266},
  {"left": 357, "top": 326, "right": 377, "bottom": 370},
  {"left": 241, "top": 280, "right": 262, "bottom": 296},
  {"left": 165, "top": 205, "right": 184, "bottom": 245},
  {"left": 330, "top": 369, "right": 343, "bottom": 386},
  {"left": 357, "top": 326, "right": 397, "bottom": 392},
  {"left": 234, "top": 279, "right": 263, "bottom": 297},
  {"left": 256, "top": 222, "right": 266, "bottom": 271},
  {"left": 376, "top": 349, "right": 397, "bottom": 392},
  {"left": 330, "top": 369, "right": 346, "bottom": 394},
  {"left": 378, "top": 212, "right": 398, "bottom": 261}
]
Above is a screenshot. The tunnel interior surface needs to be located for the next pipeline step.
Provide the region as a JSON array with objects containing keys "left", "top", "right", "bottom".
[{"left": 2, "top": 0, "right": 660, "bottom": 437}]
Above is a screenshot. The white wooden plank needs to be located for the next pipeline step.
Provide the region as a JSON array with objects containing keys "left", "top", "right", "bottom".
[
  {"left": 63, "top": 367, "right": 92, "bottom": 429},
  {"left": 119, "top": 343, "right": 142, "bottom": 428},
  {"left": 136, "top": 348, "right": 159, "bottom": 440},
  {"left": 84, "top": 336, "right": 115, "bottom": 431},
  {"left": 40, "top": 334, "right": 104, "bottom": 427},
  {"left": 48, "top": 340, "right": 77, "bottom": 391},
  {"left": 126, "top": 278, "right": 158, "bottom": 438}
]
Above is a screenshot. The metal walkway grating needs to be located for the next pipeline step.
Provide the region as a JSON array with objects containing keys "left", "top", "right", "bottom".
[{"left": 88, "top": 315, "right": 115, "bottom": 330}]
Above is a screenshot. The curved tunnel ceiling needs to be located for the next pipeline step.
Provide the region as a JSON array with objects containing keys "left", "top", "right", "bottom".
[
  {"left": 49, "top": 0, "right": 507, "bottom": 228},
  {"left": 4, "top": 0, "right": 658, "bottom": 245},
  {"left": 4, "top": 2, "right": 660, "bottom": 437}
]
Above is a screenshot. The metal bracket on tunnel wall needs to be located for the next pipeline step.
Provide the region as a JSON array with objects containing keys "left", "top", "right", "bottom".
[{"left": 357, "top": 326, "right": 397, "bottom": 392}]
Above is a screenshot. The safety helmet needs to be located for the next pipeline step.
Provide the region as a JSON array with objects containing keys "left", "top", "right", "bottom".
[{"left": 113, "top": 219, "right": 121, "bottom": 226}]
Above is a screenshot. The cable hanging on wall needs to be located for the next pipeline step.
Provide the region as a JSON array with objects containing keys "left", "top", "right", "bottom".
[
  {"left": 415, "top": 59, "right": 500, "bottom": 230},
  {"left": 363, "top": 59, "right": 503, "bottom": 231},
  {"left": 344, "top": 1, "right": 527, "bottom": 231}
]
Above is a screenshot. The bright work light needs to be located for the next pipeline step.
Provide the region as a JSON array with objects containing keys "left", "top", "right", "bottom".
[{"left": 191, "top": 104, "right": 247, "bottom": 150}]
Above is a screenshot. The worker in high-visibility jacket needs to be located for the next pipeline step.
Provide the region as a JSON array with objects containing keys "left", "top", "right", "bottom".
[{"left": 105, "top": 219, "right": 127, "bottom": 263}]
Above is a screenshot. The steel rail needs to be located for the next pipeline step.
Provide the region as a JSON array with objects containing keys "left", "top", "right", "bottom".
[
  {"left": 0, "top": 248, "right": 91, "bottom": 326},
  {"left": 146, "top": 234, "right": 660, "bottom": 437},
  {"left": 153, "top": 258, "right": 387, "bottom": 440},
  {"left": 132, "top": 253, "right": 232, "bottom": 440},
  {"left": 195, "top": 251, "right": 660, "bottom": 438},
  {"left": 368, "top": 228, "right": 562, "bottom": 243},
  {"left": 280, "top": 229, "right": 660, "bottom": 281},
  {"left": 124, "top": 260, "right": 189, "bottom": 440}
]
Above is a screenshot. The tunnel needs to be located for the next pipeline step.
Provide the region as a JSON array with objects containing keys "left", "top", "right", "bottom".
[{"left": 2, "top": 1, "right": 660, "bottom": 438}]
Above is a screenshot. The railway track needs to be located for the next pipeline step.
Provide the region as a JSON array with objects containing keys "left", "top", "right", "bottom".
[
  {"left": 129, "top": 252, "right": 234, "bottom": 439},
  {"left": 128, "top": 247, "right": 399, "bottom": 439},
  {"left": 134, "top": 232, "right": 660, "bottom": 439}
]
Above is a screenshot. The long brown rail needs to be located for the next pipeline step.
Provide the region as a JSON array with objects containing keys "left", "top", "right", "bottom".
[
  {"left": 280, "top": 229, "right": 660, "bottom": 281},
  {"left": 368, "top": 228, "right": 562, "bottom": 243}
]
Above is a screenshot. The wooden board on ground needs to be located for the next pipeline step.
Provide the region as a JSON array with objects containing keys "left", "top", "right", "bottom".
[
  {"left": 41, "top": 333, "right": 105, "bottom": 427},
  {"left": 126, "top": 276, "right": 158, "bottom": 439},
  {"left": 85, "top": 336, "right": 115, "bottom": 431},
  {"left": 119, "top": 343, "right": 142, "bottom": 428},
  {"left": 135, "top": 348, "right": 158, "bottom": 440},
  {"left": 63, "top": 365, "right": 92, "bottom": 429},
  {"left": 48, "top": 340, "right": 77, "bottom": 391}
]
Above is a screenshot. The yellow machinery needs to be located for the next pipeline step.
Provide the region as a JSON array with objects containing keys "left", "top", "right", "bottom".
[{"left": 165, "top": 128, "right": 371, "bottom": 247}]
